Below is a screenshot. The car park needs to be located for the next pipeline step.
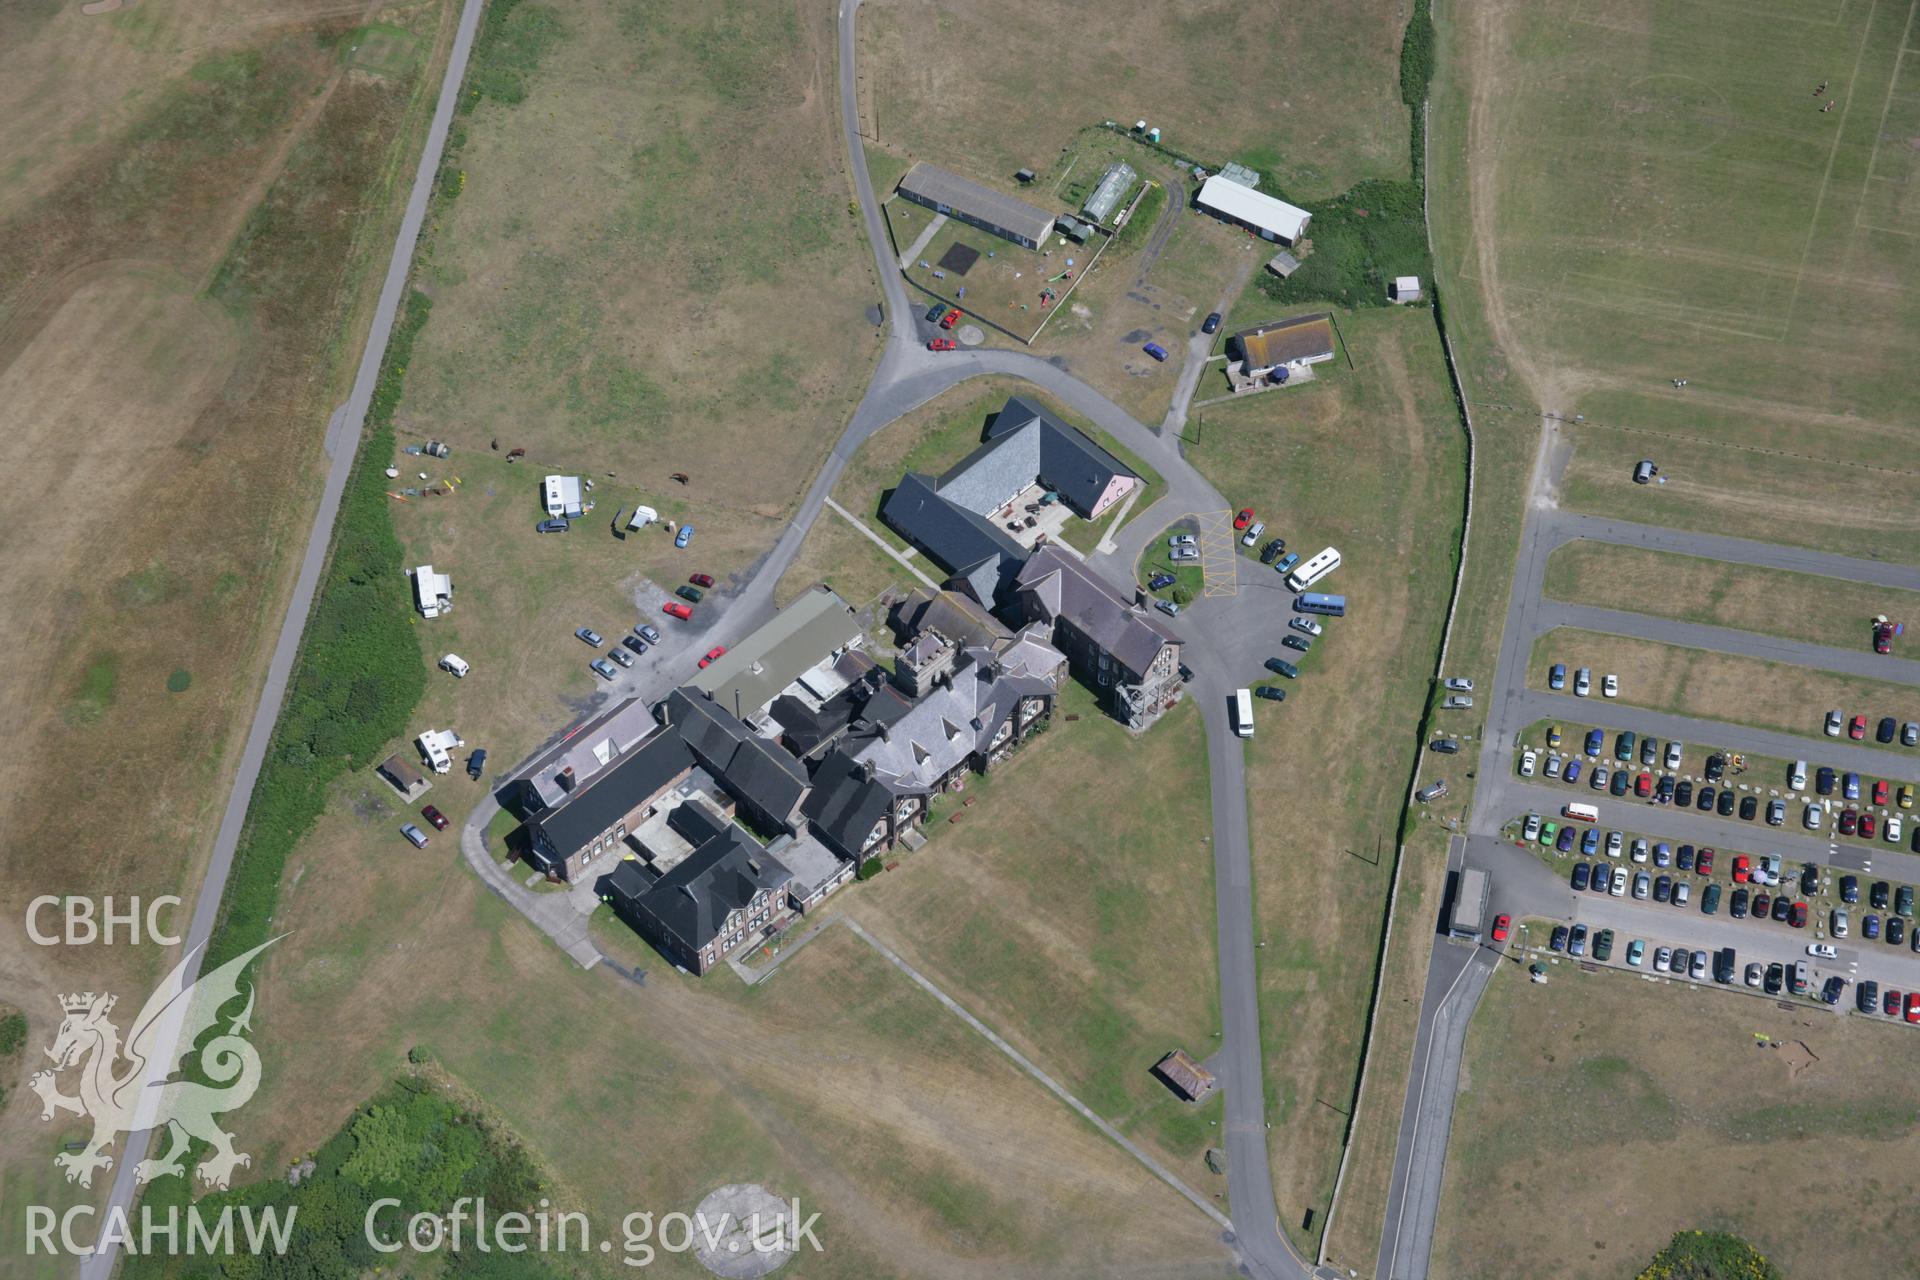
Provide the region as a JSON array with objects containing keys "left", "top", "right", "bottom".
[
  {"left": 1492, "top": 914, "right": 1511, "bottom": 943},
  {"left": 1602, "top": 673, "right": 1619, "bottom": 698},
  {"left": 466, "top": 749, "right": 487, "bottom": 781},
  {"left": 1549, "top": 663, "right": 1566, "bottom": 690},
  {"left": 1290, "top": 616, "right": 1323, "bottom": 637},
  {"left": 662, "top": 601, "right": 693, "bottom": 620},
  {"left": 421, "top": 804, "right": 449, "bottom": 832},
  {"left": 401, "top": 824, "right": 430, "bottom": 849},
  {"left": 590, "top": 658, "right": 616, "bottom": 680},
  {"left": 607, "top": 646, "right": 634, "bottom": 668},
  {"left": 1575, "top": 667, "right": 1591, "bottom": 697}
]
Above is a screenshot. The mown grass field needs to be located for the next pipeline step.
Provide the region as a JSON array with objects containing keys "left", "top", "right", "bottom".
[
  {"left": 1544, "top": 540, "right": 1920, "bottom": 655},
  {"left": 1432, "top": 958, "right": 1920, "bottom": 1280},
  {"left": 1186, "top": 304, "right": 1466, "bottom": 1255},
  {"left": 847, "top": 682, "right": 1226, "bottom": 1180},
  {"left": 857, "top": 0, "right": 1414, "bottom": 203},
  {"left": 1530, "top": 627, "right": 1920, "bottom": 749}
]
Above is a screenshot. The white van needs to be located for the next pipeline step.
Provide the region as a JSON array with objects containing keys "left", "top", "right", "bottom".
[
  {"left": 1234, "top": 688, "right": 1255, "bottom": 737},
  {"left": 439, "top": 654, "right": 471, "bottom": 678},
  {"left": 1789, "top": 759, "right": 1807, "bottom": 791}
]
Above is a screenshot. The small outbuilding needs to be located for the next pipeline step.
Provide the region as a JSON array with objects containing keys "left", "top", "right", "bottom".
[
  {"left": 1151, "top": 1049, "right": 1217, "bottom": 1102},
  {"left": 376, "top": 754, "right": 430, "bottom": 801},
  {"left": 1265, "top": 251, "right": 1301, "bottom": 278},
  {"left": 1390, "top": 275, "right": 1423, "bottom": 303},
  {"left": 416, "top": 728, "right": 464, "bottom": 775},
  {"left": 1195, "top": 174, "right": 1311, "bottom": 244},
  {"left": 1229, "top": 314, "right": 1335, "bottom": 376},
  {"left": 1082, "top": 162, "right": 1136, "bottom": 224}
]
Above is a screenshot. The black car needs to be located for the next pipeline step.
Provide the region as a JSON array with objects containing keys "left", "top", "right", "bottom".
[
  {"left": 536, "top": 518, "right": 571, "bottom": 533},
  {"left": 1178, "top": 662, "right": 1195, "bottom": 683},
  {"left": 1556, "top": 826, "right": 1576, "bottom": 853},
  {"left": 1148, "top": 572, "right": 1178, "bottom": 590},
  {"left": 1282, "top": 634, "right": 1312, "bottom": 653},
  {"left": 1657, "top": 775, "right": 1676, "bottom": 803},
  {"left": 925, "top": 302, "right": 947, "bottom": 324},
  {"left": 1739, "top": 794, "right": 1758, "bottom": 820},
  {"left": 466, "top": 748, "right": 487, "bottom": 780},
  {"left": 622, "top": 634, "right": 649, "bottom": 655},
  {"left": 1255, "top": 686, "right": 1286, "bottom": 702},
  {"left": 1801, "top": 863, "right": 1821, "bottom": 896},
  {"left": 1260, "top": 538, "right": 1286, "bottom": 564},
  {"left": 1674, "top": 779, "right": 1694, "bottom": 807},
  {"left": 1573, "top": 863, "right": 1592, "bottom": 891},
  {"left": 1705, "top": 753, "right": 1727, "bottom": 781},
  {"left": 1677, "top": 844, "right": 1695, "bottom": 871},
  {"left": 1653, "top": 875, "right": 1672, "bottom": 903},
  {"left": 1202, "top": 311, "right": 1223, "bottom": 334},
  {"left": 1858, "top": 979, "right": 1881, "bottom": 1013},
  {"left": 1265, "top": 657, "right": 1296, "bottom": 676},
  {"left": 1731, "top": 887, "right": 1750, "bottom": 919},
  {"left": 1550, "top": 925, "right": 1570, "bottom": 952},
  {"left": 1590, "top": 869, "right": 1610, "bottom": 895},
  {"left": 1878, "top": 716, "right": 1897, "bottom": 744},
  {"left": 1771, "top": 895, "right": 1792, "bottom": 923},
  {"left": 1816, "top": 766, "right": 1836, "bottom": 795},
  {"left": 1717, "top": 788, "right": 1737, "bottom": 816},
  {"left": 1871, "top": 879, "right": 1891, "bottom": 910},
  {"left": 1822, "top": 976, "right": 1845, "bottom": 1005},
  {"left": 1431, "top": 737, "right": 1461, "bottom": 754},
  {"left": 1696, "top": 786, "right": 1715, "bottom": 812},
  {"left": 1840, "top": 874, "right": 1859, "bottom": 903},
  {"left": 1611, "top": 769, "right": 1631, "bottom": 796},
  {"left": 1764, "top": 963, "right": 1784, "bottom": 995},
  {"left": 1889, "top": 915, "right": 1907, "bottom": 947}
]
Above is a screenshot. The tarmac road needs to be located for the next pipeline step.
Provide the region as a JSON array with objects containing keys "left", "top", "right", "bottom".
[{"left": 77, "top": 0, "right": 494, "bottom": 1273}]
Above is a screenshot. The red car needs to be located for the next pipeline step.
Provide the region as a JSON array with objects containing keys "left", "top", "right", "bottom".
[
  {"left": 927, "top": 337, "right": 956, "bottom": 351},
  {"left": 1491, "top": 914, "right": 1511, "bottom": 944},
  {"left": 698, "top": 644, "right": 727, "bottom": 669},
  {"left": 1234, "top": 508, "right": 1255, "bottom": 530},
  {"left": 421, "top": 804, "right": 449, "bottom": 832},
  {"left": 940, "top": 308, "right": 961, "bottom": 330},
  {"left": 1861, "top": 813, "right": 1878, "bottom": 840},
  {"left": 1850, "top": 714, "right": 1868, "bottom": 740},
  {"left": 1790, "top": 900, "right": 1808, "bottom": 928},
  {"left": 662, "top": 601, "right": 693, "bottom": 620},
  {"left": 1732, "top": 854, "right": 1750, "bottom": 883},
  {"left": 1696, "top": 847, "right": 1715, "bottom": 876},
  {"left": 689, "top": 573, "right": 715, "bottom": 589},
  {"left": 1635, "top": 772, "right": 1652, "bottom": 797},
  {"left": 1906, "top": 991, "right": 1920, "bottom": 1024},
  {"left": 1874, "top": 618, "right": 1895, "bottom": 654},
  {"left": 1873, "top": 779, "right": 1890, "bottom": 806},
  {"left": 1885, "top": 988, "right": 1903, "bottom": 1017}
]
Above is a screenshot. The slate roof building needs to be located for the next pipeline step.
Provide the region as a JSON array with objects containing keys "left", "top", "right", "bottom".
[
  {"left": 1015, "top": 545, "right": 1183, "bottom": 729},
  {"left": 661, "top": 688, "right": 813, "bottom": 837},
  {"left": 849, "top": 645, "right": 1056, "bottom": 794},
  {"left": 602, "top": 827, "right": 794, "bottom": 975},
  {"left": 896, "top": 162, "right": 1057, "bottom": 250},
  {"left": 523, "top": 728, "right": 696, "bottom": 881},
  {"left": 879, "top": 396, "right": 1140, "bottom": 609}
]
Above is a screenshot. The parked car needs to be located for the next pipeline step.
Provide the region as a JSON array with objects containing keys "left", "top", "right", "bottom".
[
  {"left": 1169, "top": 533, "right": 1197, "bottom": 548},
  {"left": 689, "top": 572, "right": 715, "bottom": 589},
  {"left": 401, "top": 823, "right": 429, "bottom": 849},
  {"left": 536, "top": 518, "right": 571, "bottom": 533},
  {"left": 1290, "top": 616, "right": 1323, "bottom": 637},
  {"left": 1702, "top": 883, "right": 1722, "bottom": 915},
  {"left": 1593, "top": 929, "right": 1614, "bottom": 962},
  {"left": 1663, "top": 740, "right": 1683, "bottom": 770},
  {"left": 622, "top": 634, "right": 649, "bottom": 655},
  {"left": 1874, "top": 778, "right": 1890, "bottom": 806},
  {"left": 1234, "top": 508, "right": 1255, "bottom": 530},
  {"left": 1270, "top": 658, "right": 1300, "bottom": 679},
  {"left": 1858, "top": 980, "right": 1881, "bottom": 1014},
  {"left": 1575, "top": 667, "right": 1592, "bottom": 697},
  {"left": 1654, "top": 945, "right": 1672, "bottom": 971},
  {"left": 1444, "top": 677, "right": 1474, "bottom": 692},
  {"left": 1255, "top": 685, "right": 1287, "bottom": 702},
  {"left": 1765, "top": 963, "right": 1784, "bottom": 994},
  {"left": 662, "top": 601, "right": 693, "bottom": 620},
  {"left": 940, "top": 308, "right": 961, "bottom": 329},
  {"left": 1591, "top": 766, "right": 1610, "bottom": 791},
  {"left": 675, "top": 523, "right": 696, "bottom": 548},
  {"left": 1523, "top": 812, "right": 1543, "bottom": 841},
  {"left": 1282, "top": 634, "right": 1311, "bottom": 653},
  {"left": 1907, "top": 721, "right": 1920, "bottom": 747},
  {"left": 1274, "top": 551, "right": 1300, "bottom": 573},
  {"left": 1733, "top": 854, "right": 1751, "bottom": 883},
  {"left": 1627, "top": 939, "right": 1645, "bottom": 966},
  {"left": 1633, "top": 871, "right": 1651, "bottom": 900},
  {"left": 1826, "top": 709, "right": 1845, "bottom": 736},
  {"left": 590, "top": 658, "right": 616, "bottom": 680},
  {"left": 1879, "top": 716, "right": 1898, "bottom": 744},
  {"left": 1731, "top": 888, "right": 1749, "bottom": 918},
  {"left": 1241, "top": 520, "right": 1266, "bottom": 548},
  {"left": 1610, "top": 769, "right": 1631, "bottom": 796},
  {"left": 1442, "top": 694, "right": 1471, "bottom": 708},
  {"left": 927, "top": 337, "right": 956, "bottom": 351},
  {"left": 1652, "top": 875, "right": 1671, "bottom": 903},
  {"left": 1657, "top": 775, "right": 1675, "bottom": 804},
  {"left": 575, "top": 626, "right": 603, "bottom": 646},
  {"left": 1582, "top": 728, "right": 1603, "bottom": 757},
  {"left": 1816, "top": 766, "right": 1836, "bottom": 795},
  {"left": 1696, "top": 847, "right": 1714, "bottom": 876},
  {"left": 466, "top": 748, "right": 487, "bottom": 781},
  {"left": 1262, "top": 539, "right": 1287, "bottom": 564},
  {"left": 675, "top": 584, "right": 704, "bottom": 603},
  {"left": 1850, "top": 713, "right": 1868, "bottom": 740},
  {"left": 1569, "top": 924, "right": 1588, "bottom": 957},
  {"left": 1492, "top": 914, "right": 1511, "bottom": 943},
  {"left": 1572, "top": 863, "right": 1592, "bottom": 892},
  {"left": 1872, "top": 879, "right": 1891, "bottom": 909},
  {"left": 1615, "top": 730, "right": 1636, "bottom": 761},
  {"left": 1635, "top": 773, "right": 1652, "bottom": 798},
  {"left": 1806, "top": 802, "right": 1824, "bottom": 831},
  {"left": 1601, "top": 673, "right": 1619, "bottom": 698},
  {"left": 607, "top": 646, "right": 634, "bottom": 669},
  {"left": 698, "top": 645, "right": 728, "bottom": 669},
  {"left": 1696, "top": 785, "right": 1715, "bottom": 811},
  {"left": 421, "top": 805, "right": 449, "bottom": 832},
  {"left": 1739, "top": 794, "right": 1758, "bottom": 821},
  {"left": 1143, "top": 341, "right": 1169, "bottom": 361},
  {"left": 925, "top": 302, "right": 948, "bottom": 324},
  {"left": 1821, "top": 976, "right": 1846, "bottom": 1005},
  {"left": 1674, "top": 779, "right": 1693, "bottom": 807},
  {"left": 1148, "top": 572, "right": 1177, "bottom": 591},
  {"left": 1548, "top": 662, "right": 1567, "bottom": 690},
  {"left": 1833, "top": 908, "right": 1851, "bottom": 937},
  {"left": 1582, "top": 827, "right": 1599, "bottom": 855},
  {"left": 1171, "top": 546, "right": 1200, "bottom": 561},
  {"left": 1520, "top": 749, "right": 1538, "bottom": 777},
  {"left": 1767, "top": 798, "right": 1785, "bottom": 826},
  {"left": 637, "top": 623, "right": 662, "bottom": 645},
  {"left": 1611, "top": 867, "right": 1628, "bottom": 896}
]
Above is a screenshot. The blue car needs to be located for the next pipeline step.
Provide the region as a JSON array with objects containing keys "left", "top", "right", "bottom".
[
  {"left": 1143, "top": 342, "right": 1170, "bottom": 362},
  {"left": 675, "top": 523, "right": 695, "bottom": 549},
  {"left": 1843, "top": 771, "right": 1860, "bottom": 800},
  {"left": 1549, "top": 663, "right": 1567, "bottom": 690},
  {"left": 1274, "top": 552, "right": 1301, "bottom": 574},
  {"left": 1584, "top": 728, "right": 1603, "bottom": 756},
  {"left": 1563, "top": 758, "right": 1582, "bottom": 784},
  {"left": 1581, "top": 827, "right": 1599, "bottom": 856}
]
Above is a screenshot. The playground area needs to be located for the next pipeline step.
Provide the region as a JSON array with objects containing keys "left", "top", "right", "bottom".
[{"left": 892, "top": 203, "right": 1110, "bottom": 344}]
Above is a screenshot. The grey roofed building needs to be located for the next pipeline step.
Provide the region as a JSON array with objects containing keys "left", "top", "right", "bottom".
[
  {"left": 896, "top": 162, "right": 1058, "bottom": 250},
  {"left": 688, "top": 585, "right": 861, "bottom": 719},
  {"left": 662, "top": 688, "right": 812, "bottom": 834},
  {"left": 524, "top": 728, "right": 695, "bottom": 879},
  {"left": 1082, "top": 161, "right": 1136, "bottom": 223},
  {"left": 888, "top": 587, "right": 1012, "bottom": 651},
  {"left": 604, "top": 826, "right": 794, "bottom": 974},
  {"left": 850, "top": 649, "right": 1054, "bottom": 793},
  {"left": 946, "top": 396, "right": 1138, "bottom": 519},
  {"left": 1015, "top": 545, "right": 1183, "bottom": 729},
  {"left": 800, "top": 748, "right": 899, "bottom": 862},
  {"left": 879, "top": 472, "right": 1028, "bottom": 608},
  {"left": 514, "top": 694, "right": 662, "bottom": 811}
]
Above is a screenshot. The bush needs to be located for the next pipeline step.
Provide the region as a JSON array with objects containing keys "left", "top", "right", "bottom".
[
  {"left": 407, "top": 1044, "right": 433, "bottom": 1065},
  {"left": 1256, "top": 179, "right": 1429, "bottom": 310},
  {"left": 0, "top": 1011, "right": 25, "bottom": 1056},
  {"left": 857, "top": 857, "right": 884, "bottom": 881},
  {"left": 1637, "top": 1230, "right": 1782, "bottom": 1280}
]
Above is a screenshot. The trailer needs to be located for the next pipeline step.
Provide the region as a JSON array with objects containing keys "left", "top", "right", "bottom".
[{"left": 1449, "top": 867, "right": 1491, "bottom": 941}]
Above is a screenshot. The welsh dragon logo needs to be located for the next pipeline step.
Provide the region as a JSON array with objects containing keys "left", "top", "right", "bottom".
[{"left": 29, "top": 938, "right": 279, "bottom": 1190}]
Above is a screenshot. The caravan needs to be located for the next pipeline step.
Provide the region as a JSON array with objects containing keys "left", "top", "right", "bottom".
[{"left": 1285, "top": 547, "right": 1341, "bottom": 592}]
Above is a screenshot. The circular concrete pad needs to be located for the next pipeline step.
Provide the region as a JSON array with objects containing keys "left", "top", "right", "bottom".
[
  {"left": 691, "top": 1184, "right": 798, "bottom": 1277},
  {"left": 957, "top": 323, "right": 985, "bottom": 347}
]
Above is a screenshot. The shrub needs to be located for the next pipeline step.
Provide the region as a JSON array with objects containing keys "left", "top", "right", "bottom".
[
  {"left": 1256, "top": 179, "right": 1429, "bottom": 310},
  {"left": 1636, "top": 1230, "right": 1782, "bottom": 1280},
  {"left": 857, "top": 857, "right": 884, "bottom": 881},
  {"left": 0, "top": 1011, "right": 26, "bottom": 1056}
]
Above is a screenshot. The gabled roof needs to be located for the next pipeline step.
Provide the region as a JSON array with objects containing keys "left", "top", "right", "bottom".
[
  {"left": 889, "top": 587, "right": 1012, "bottom": 650},
  {"left": 662, "top": 688, "right": 809, "bottom": 821},
  {"left": 801, "top": 748, "right": 896, "bottom": 855},
  {"left": 1017, "top": 546, "right": 1178, "bottom": 678},
  {"left": 1232, "top": 313, "right": 1334, "bottom": 370},
  {"left": 688, "top": 586, "right": 860, "bottom": 717},
  {"left": 851, "top": 655, "right": 1050, "bottom": 791},
  {"left": 626, "top": 828, "right": 793, "bottom": 952},
  {"left": 1196, "top": 174, "right": 1311, "bottom": 241},
  {"left": 532, "top": 729, "right": 693, "bottom": 858},
  {"left": 881, "top": 472, "right": 1025, "bottom": 568},
  {"left": 897, "top": 162, "right": 1057, "bottom": 245},
  {"left": 937, "top": 396, "right": 1138, "bottom": 518}
]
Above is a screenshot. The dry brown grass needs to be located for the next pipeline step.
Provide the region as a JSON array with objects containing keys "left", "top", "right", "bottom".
[
  {"left": 773, "top": 505, "right": 916, "bottom": 608},
  {"left": 856, "top": 0, "right": 1413, "bottom": 203},
  {"left": 1184, "top": 306, "right": 1466, "bottom": 1254},
  {"left": 1544, "top": 540, "right": 1920, "bottom": 653},
  {"left": 1432, "top": 959, "right": 1920, "bottom": 1280},
  {"left": 1530, "top": 628, "right": 1920, "bottom": 745}
]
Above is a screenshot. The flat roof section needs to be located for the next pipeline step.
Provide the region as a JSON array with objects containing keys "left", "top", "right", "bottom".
[
  {"left": 898, "top": 162, "right": 1057, "bottom": 247},
  {"left": 688, "top": 585, "right": 862, "bottom": 718}
]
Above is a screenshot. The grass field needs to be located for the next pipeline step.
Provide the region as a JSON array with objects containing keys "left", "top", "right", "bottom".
[
  {"left": 774, "top": 504, "right": 915, "bottom": 608},
  {"left": 1432, "top": 0, "right": 1920, "bottom": 542},
  {"left": 1185, "top": 305, "right": 1466, "bottom": 1255},
  {"left": 847, "top": 682, "right": 1225, "bottom": 1177},
  {"left": 856, "top": 0, "right": 1415, "bottom": 202},
  {"left": 1530, "top": 628, "right": 1920, "bottom": 748},
  {"left": 1544, "top": 539, "right": 1920, "bottom": 655},
  {"left": 1431, "top": 957, "right": 1920, "bottom": 1280}
]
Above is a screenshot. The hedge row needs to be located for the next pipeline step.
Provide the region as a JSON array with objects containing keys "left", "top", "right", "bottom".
[{"left": 204, "top": 293, "right": 432, "bottom": 968}]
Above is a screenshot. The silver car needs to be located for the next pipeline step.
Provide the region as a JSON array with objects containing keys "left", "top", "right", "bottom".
[
  {"left": 1170, "top": 546, "right": 1200, "bottom": 561},
  {"left": 1169, "top": 533, "right": 1197, "bottom": 548},
  {"left": 1574, "top": 667, "right": 1592, "bottom": 697},
  {"left": 1442, "top": 695, "right": 1473, "bottom": 709},
  {"left": 1443, "top": 677, "right": 1474, "bottom": 692},
  {"left": 1610, "top": 866, "right": 1627, "bottom": 896},
  {"left": 1688, "top": 951, "right": 1708, "bottom": 981},
  {"left": 590, "top": 657, "right": 617, "bottom": 680},
  {"left": 1654, "top": 945, "right": 1673, "bottom": 971},
  {"left": 1633, "top": 871, "right": 1651, "bottom": 900}
]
